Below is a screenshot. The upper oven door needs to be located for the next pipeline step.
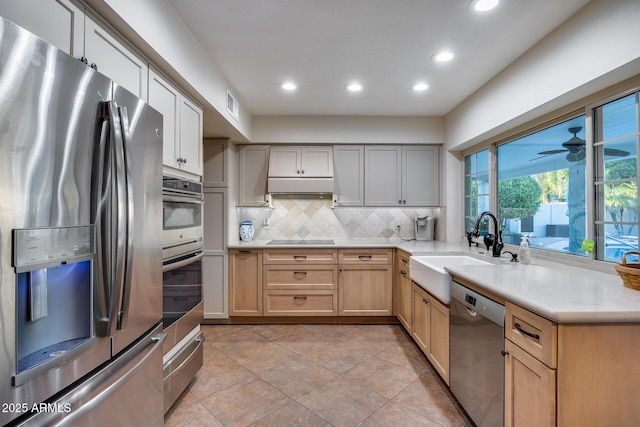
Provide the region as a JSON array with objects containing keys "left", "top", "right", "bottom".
[{"left": 162, "top": 194, "right": 203, "bottom": 258}]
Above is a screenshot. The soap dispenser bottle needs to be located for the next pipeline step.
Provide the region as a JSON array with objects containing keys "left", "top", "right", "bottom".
[{"left": 519, "top": 236, "right": 530, "bottom": 264}]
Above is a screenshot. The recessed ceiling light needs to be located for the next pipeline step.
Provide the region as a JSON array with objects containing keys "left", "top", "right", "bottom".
[
  {"left": 470, "top": 0, "right": 499, "bottom": 12},
  {"left": 346, "top": 82, "right": 363, "bottom": 92},
  {"left": 433, "top": 51, "right": 454, "bottom": 62},
  {"left": 281, "top": 82, "right": 297, "bottom": 91},
  {"left": 413, "top": 83, "right": 429, "bottom": 91}
]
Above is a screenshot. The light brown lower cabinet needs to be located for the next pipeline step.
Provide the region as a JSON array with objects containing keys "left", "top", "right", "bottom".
[
  {"left": 395, "top": 250, "right": 412, "bottom": 332},
  {"left": 411, "top": 283, "right": 449, "bottom": 384},
  {"left": 505, "top": 302, "right": 640, "bottom": 426},
  {"left": 504, "top": 339, "right": 556, "bottom": 427},
  {"left": 339, "top": 265, "right": 393, "bottom": 316},
  {"left": 263, "top": 290, "right": 338, "bottom": 316},
  {"left": 229, "top": 249, "right": 262, "bottom": 316},
  {"left": 338, "top": 249, "right": 393, "bottom": 316}
]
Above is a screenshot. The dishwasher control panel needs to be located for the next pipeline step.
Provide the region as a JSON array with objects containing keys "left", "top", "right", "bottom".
[{"left": 451, "top": 280, "right": 505, "bottom": 326}]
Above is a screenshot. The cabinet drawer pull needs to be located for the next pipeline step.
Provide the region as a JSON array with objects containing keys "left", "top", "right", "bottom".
[
  {"left": 358, "top": 255, "right": 372, "bottom": 261},
  {"left": 293, "top": 271, "right": 308, "bottom": 275},
  {"left": 514, "top": 322, "right": 540, "bottom": 340},
  {"left": 239, "top": 250, "right": 252, "bottom": 254},
  {"left": 401, "top": 258, "right": 408, "bottom": 264},
  {"left": 400, "top": 270, "right": 407, "bottom": 275},
  {"left": 293, "top": 296, "right": 308, "bottom": 300},
  {"left": 293, "top": 255, "right": 307, "bottom": 261}
]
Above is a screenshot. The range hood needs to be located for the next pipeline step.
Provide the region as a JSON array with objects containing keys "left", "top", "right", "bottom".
[{"left": 267, "top": 146, "right": 334, "bottom": 194}]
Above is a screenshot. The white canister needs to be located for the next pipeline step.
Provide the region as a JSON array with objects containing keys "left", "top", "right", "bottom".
[{"left": 240, "top": 220, "right": 254, "bottom": 241}]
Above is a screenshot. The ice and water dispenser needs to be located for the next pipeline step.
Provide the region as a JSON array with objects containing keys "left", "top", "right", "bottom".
[{"left": 13, "top": 226, "right": 95, "bottom": 384}]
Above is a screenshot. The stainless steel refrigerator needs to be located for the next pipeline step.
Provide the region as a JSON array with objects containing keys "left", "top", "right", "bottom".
[{"left": 0, "top": 17, "right": 164, "bottom": 426}]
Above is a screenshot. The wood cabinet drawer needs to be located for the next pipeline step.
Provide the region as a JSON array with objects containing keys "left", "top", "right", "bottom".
[
  {"left": 506, "top": 303, "right": 557, "bottom": 368},
  {"left": 396, "top": 250, "right": 410, "bottom": 273},
  {"left": 263, "top": 265, "right": 338, "bottom": 289},
  {"left": 263, "top": 249, "right": 338, "bottom": 264},
  {"left": 263, "top": 290, "right": 338, "bottom": 316},
  {"left": 339, "top": 248, "right": 392, "bottom": 265}
]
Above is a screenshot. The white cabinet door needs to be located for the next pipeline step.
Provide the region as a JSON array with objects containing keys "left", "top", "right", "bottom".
[
  {"left": 84, "top": 13, "right": 148, "bottom": 100},
  {"left": 238, "top": 145, "right": 270, "bottom": 206},
  {"left": 301, "top": 146, "right": 333, "bottom": 177},
  {"left": 179, "top": 96, "right": 203, "bottom": 176},
  {"left": 0, "top": 0, "right": 84, "bottom": 57},
  {"left": 149, "top": 68, "right": 203, "bottom": 177},
  {"left": 203, "top": 188, "right": 228, "bottom": 319},
  {"left": 203, "top": 139, "right": 229, "bottom": 187},
  {"left": 268, "top": 146, "right": 301, "bottom": 177},
  {"left": 365, "top": 146, "right": 402, "bottom": 206},
  {"left": 148, "top": 68, "right": 180, "bottom": 170},
  {"left": 333, "top": 145, "right": 364, "bottom": 207},
  {"left": 402, "top": 146, "right": 440, "bottom": 206}
]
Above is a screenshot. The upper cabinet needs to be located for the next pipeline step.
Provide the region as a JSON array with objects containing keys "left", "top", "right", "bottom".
[
  {"left": 365, "top": 145, "right": 440, "bottom": 207},
  {"left": 0, "top": 0, "right": 148, "bottom": 100},
  {"left": 84, "top": 13, "right": 148, "bottom": 100},
  {"left": 0, "top": 0, "right": 84, "bottom": 57},
  {"left": 364, "top": 146, "right": 402, "bottom": 207},
  {"left": 238, "top": 145, "right": 271, "bottom": 206},
  {"left": 149, "top": 68, "right": 203, "bottom": 178},
  {"left": 402, "top": 146, "right": 440, "bottom": 206},
  {"left": 269, "top": 146, "right": 333, "bottom": 178},
  {"left": 333, "top": 145, "right": 364, "bottom": 207}
]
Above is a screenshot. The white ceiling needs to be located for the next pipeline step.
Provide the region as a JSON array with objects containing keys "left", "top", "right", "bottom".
[{"left": 167, "top": 0, "right": 590, "bottom": 117}]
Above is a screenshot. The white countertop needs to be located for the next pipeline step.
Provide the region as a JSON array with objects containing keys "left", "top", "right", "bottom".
[{"left": 228, "top": 238, "right": 640, "bottom": 323}]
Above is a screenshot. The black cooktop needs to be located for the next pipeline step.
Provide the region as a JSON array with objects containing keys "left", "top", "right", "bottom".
[{"left": 267, "top": 239, "right": 335, "bottom": 245}]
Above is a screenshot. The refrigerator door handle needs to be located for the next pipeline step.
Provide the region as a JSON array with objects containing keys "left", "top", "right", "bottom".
[
  {"left": 93, "top": 108, "right": 112, "bottom": 336},
  {"left": 116, "top": 106, "right": 135, "bottom": 331},
  {"left": 93, "top": 101, "right": 126, "bottom": 338}
]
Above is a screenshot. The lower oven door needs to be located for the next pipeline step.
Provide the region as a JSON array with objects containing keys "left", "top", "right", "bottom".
[{"left": 162, "top": 252, "right": 204, "bottom": 349}]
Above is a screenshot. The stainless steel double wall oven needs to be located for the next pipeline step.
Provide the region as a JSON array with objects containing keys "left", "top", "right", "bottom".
[{"left": 161, "top": 177, "right": 205, "bottom": 412}]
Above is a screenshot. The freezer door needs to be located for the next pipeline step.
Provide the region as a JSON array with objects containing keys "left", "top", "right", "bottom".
[
  {"left": 0, "top": 17, "right": 114, "bottom": 426},
  {"left": 15, "top": 324, "right": 165, "bottom": 427},
  {"left": 111, "top": 84, "right": 163, "bottom": 355}
]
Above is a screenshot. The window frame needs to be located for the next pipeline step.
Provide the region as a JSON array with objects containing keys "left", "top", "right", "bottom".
[{"left": 461, "top": 80, "right": 640, "bottom": 271}]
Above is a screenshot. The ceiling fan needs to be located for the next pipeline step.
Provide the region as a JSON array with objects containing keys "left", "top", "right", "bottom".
[{"left": 532, "top": 126, "right": 629, "bottom": 162}]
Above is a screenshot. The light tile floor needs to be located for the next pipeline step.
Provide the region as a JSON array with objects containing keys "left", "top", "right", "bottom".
[{"left": 164, "top": 324, "right": 471, "bottom": 427}]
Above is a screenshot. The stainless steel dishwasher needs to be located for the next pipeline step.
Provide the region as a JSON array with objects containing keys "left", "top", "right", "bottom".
[{"left": 449, "top": 280, "right": 505, "bottom": 427}]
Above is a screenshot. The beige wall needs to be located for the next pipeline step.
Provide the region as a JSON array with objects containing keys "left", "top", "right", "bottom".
[{"left": 250, "top": 115, "right": 444, "bottom": 145}]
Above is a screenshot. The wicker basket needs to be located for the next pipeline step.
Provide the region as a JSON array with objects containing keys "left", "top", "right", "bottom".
[{"left": 615, "top": 251, "right": 640, "bottom": 291}]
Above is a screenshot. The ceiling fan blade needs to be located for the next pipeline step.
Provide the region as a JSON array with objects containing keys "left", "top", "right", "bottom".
[
  {"left": 603, "top": 148, "right": 630, "bottom": 157},
  {"left": 536, "top": 149, "right": 567, "bottom": 155},
  {"left": 530, "top": 153, "right": 556, "bottom": 161}
]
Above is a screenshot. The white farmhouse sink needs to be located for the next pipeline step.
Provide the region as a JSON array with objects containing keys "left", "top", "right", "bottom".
[{"left": 410, "top": 255, "right": 492, "bottom": 304}]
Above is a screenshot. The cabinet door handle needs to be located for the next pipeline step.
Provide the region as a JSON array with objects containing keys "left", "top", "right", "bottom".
[
  {"left": 514, "top": 323, "right": 540, "bottom": 340},
  {"left": 423, "top": 298, "right": 429, "bottom": 304},
  {"left": 501, "top": 350, "right": 509, "bottom": 357},
  {"left": 301, "top": 170, "right": 305, "bottom": 174},
  {"left": 293, "top": 255, "right": 307, "bottom": 261},
  {"left": 358, "top": 255, "right": 372, "bottom": 261},
  {"left": 293, "top": 271, "right": 308, "bottom": 275},
  {"left": 398, "top": 200, "right": 402, "bottom": 205},
  {"left": 293, "top": 296, "right": 307, "bottom": 300}
]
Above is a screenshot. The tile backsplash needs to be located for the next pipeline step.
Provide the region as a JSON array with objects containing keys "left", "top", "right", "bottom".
[{"left": 236, "top": 195, "right": 444, "bottom": 241}]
